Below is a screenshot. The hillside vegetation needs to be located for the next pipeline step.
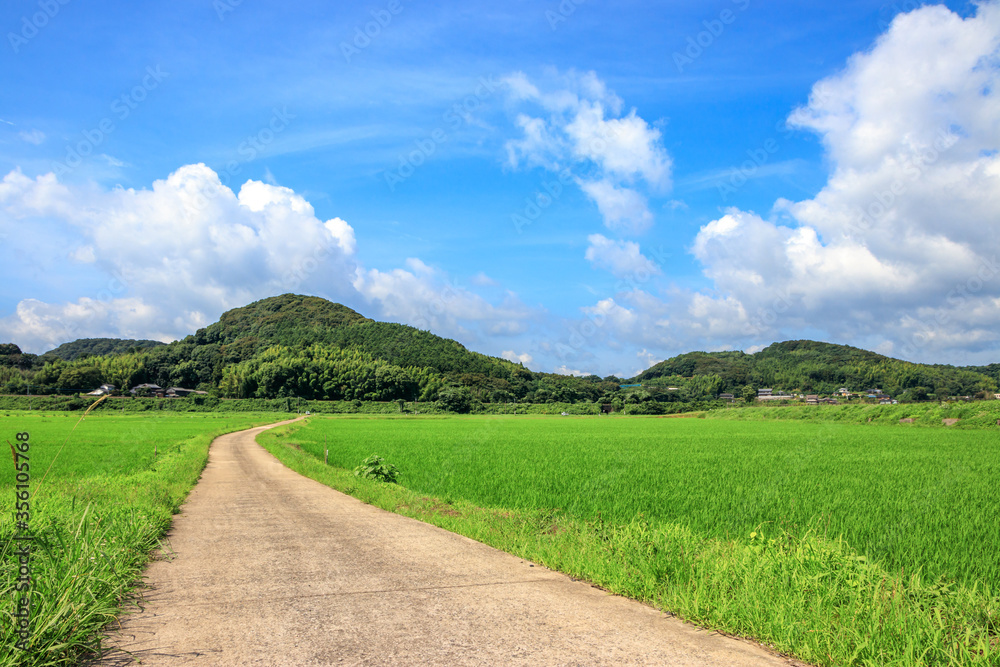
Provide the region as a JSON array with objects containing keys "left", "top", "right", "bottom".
[
  {"left": 44, "top": 338, "right": 165, "bottom": 361},
  {"left": 638, "top": 340, "right": 996, "bottom": 401},
  {"left": 1, "top": 295, "right": 997, "bottom": 407}
]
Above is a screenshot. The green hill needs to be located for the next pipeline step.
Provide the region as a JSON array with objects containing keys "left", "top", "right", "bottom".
[
  {"left": 634, "top": 340, "right": 996, "bottom": 399},
  {"left": 195, "top": 294, "right": 371, "bottom": 350},
  {"left": 3, "top": 296, "right": 997, "bottom": 406}
]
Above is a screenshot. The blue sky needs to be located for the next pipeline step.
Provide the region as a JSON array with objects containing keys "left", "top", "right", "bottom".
[{"left": 1, "top": 0, "right": 998, "bottom": 377}]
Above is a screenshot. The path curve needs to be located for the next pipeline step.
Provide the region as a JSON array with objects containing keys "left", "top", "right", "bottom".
[{"left": 101, "top": 419, "right": 799, "bottom": 666}]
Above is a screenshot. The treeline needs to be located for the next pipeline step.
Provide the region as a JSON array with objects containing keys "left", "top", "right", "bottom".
[
  {"left": 3, "top": 296, "right": 998, "bottom": 409},
  {"left": 637, "top": 340, "right": 997, "bottom": 400}
]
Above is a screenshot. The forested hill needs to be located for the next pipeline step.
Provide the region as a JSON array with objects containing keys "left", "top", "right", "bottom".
[
  {"left": 196, "top": 294, "right": 371, "bottom": 350},
  {"left": 634, "top": 340, "right": 997, "bottom": 399},
  {"left": 45, "top": 338, "right": 165, "bottom": 361},
  {"left": 2, "top": 296, "right": 997, "bottom": 405},
  {"left": 0, "top": 294, "right": 552, "bottom": 403}
]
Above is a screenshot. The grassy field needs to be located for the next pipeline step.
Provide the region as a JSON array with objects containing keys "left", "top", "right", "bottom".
[
  {"left": 258, "top": 414, "right": 1000, "bottom": 666},
  {"left": 0, "top": 410, "right": 291, "bottom": 667}
]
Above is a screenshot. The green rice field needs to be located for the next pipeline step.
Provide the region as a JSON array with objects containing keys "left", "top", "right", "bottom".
[
  {"left": 259, "top": 414, "right": 1000, "bottom": 666},
  {"left": 0, "top": 411, "right": 291, "bottom": 666},
  {"left": 3, "top": 408, "right": 998, "bottom": 666}
]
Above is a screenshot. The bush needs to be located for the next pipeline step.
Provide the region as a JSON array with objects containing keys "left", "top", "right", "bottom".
[
  {"left": 436, "top": 386, "right": 473, "bottom": 413},
  {"left": 353, "top": 454, "right": 400, "bottom": 483}
]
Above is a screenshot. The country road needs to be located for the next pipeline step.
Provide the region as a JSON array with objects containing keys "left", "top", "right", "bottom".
[{"left": 100, "top": 419, "right": 800, "bottom": 666}]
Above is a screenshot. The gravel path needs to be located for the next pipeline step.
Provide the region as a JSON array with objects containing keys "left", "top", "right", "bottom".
[{"left": 100, "top": 419, "right": 799, "bottom": 666}]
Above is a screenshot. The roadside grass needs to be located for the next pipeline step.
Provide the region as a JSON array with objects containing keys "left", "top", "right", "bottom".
[
  {"left": 0, "top": 412, "right": 291, "bottom": 667},
  {"left": 257, "top": 415, "right": 1000, "bottom": 667}
]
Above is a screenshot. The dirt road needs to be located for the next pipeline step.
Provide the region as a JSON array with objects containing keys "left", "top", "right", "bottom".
[{"left": 102, "top": 419, "right": 798, "bottom": 666}]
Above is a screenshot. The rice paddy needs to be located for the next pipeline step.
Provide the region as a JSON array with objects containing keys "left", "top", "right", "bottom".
[{"left": 258, "top": 413, "right": 1000, "bottom": 666}]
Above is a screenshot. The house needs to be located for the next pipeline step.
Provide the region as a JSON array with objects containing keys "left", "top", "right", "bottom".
[
  {"left": 758, "top": 389, "right": 794, "bottom": 401},
  {"left": 836, "top": 388, "right": 851, "bottom": 397},
  {"left": 130, "top": 383, "right": 164, "bottom": 397},
  {"left": 86, "top": 384, "right": 116, "bottom": 396},
  {"left": 600, "top": 404, "right": 615, "bottom": 414},
  {"left": 719, "top": 393, "right": 735, "bottom": 402},
  {"left": 806, "top": 395, "right": 819, "bottom": 405},
  {"left": 994, "top": 394, "right": 1000, "bottom": 400}
]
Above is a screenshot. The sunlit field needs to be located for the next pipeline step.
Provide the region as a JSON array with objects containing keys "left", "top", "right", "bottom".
[{"left": 260, "top": 414, "right": 1000, "bottom": 666}]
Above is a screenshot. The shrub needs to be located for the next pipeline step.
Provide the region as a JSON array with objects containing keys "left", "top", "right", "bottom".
[{"left": 353, "top": 454, "right": 400, "bottom": 483}]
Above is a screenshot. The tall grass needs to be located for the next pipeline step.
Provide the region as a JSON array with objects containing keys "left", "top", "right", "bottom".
[
  {"left": 257, "top": 415, "right": 1000, "bottom": 666},
  {"left": 0, "top": 412, "right": 289, "bottom": 666}
]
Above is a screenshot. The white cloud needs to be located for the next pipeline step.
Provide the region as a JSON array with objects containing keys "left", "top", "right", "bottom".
[
  {"left": 553, "top": 365, "right": 590, "bottom": 377},
  {"left": 0, "top": 165, "right": 362, "bottom": 350},
  {"left": 502, "top": 69, "right": 671, "bottom": 233},
  {"left": 584, "top": 233, "right": 661, "bottom": 279},
  {"left": 664, "top": 2, "right": 1000, "bottom": 364},
  {"left": 579, "top": 180, "right": 654, "bottom": 234},
  {"left": 502, "top": 350, "right": 534, "bottom": 366},
  {"left": 471, "top": 271, "right": 499, "bottom": 287},
  {"left": 352, "top": 262, "right": 534, "bottom": 341},
  {"left": 19, "top": 129, "right": 45, "bottom": 145},
  {"left": 1, "top": 164, "right": 539, "bottom": 353}
]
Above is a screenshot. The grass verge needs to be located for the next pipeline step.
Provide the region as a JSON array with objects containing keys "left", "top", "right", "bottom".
[
  {"left": 258, "top": 420, "right": 1000, "bottom": 667},
  {"left": 1, "top": 412, "right": 291, "bottom": 666}
]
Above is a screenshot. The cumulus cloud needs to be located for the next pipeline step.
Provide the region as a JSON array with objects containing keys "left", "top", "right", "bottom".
[
  {"left": 584, "top": 233, "right": 661, "bottom": 279},
  {"left": 471, "top": 271, "right": 499, "bottom": 287},
  {"left": 678, "top": 2, "right": 1000, "bottom": 364},
  {"left": 502, "top": 350, "right": 534, "bottom": 366},
  {"left": 553, "top": 365, "right": 591, "bottom": 377},
  {"left": 502, "top": 69, "right": 672, "bottom": 234},
  {"left": 352, "top": 260, "right": 535, "bottom": 342},
  {"left": 19, "top": 129, "right": 45, "bottom": 145},
  {"left": 579, "top": 181, "right": 654, "bottom": 234},
  {"left": 0, "top": 164, "right": 361, "bottom": 350},
  {"left": 0, "top": 163, "right": 534, "bottom": 353}
]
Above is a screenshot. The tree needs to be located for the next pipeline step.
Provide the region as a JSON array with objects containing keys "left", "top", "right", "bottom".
[
  {"left": 741, "top": 385, "right": 757, "bottom": 403},
  {"left": 56, "top": 366, "right": 103, "bottom": 393},
  {"left": 437, "top": 386, "right": 473, "bottom": 413}
]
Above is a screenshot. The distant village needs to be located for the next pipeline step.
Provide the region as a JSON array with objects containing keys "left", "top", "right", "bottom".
[
  {"left": 86, "top": 383, "right": 208, "bottom": 399},
  {"left": 743, "top": 387, "right": 896, "bottom": 405}
]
